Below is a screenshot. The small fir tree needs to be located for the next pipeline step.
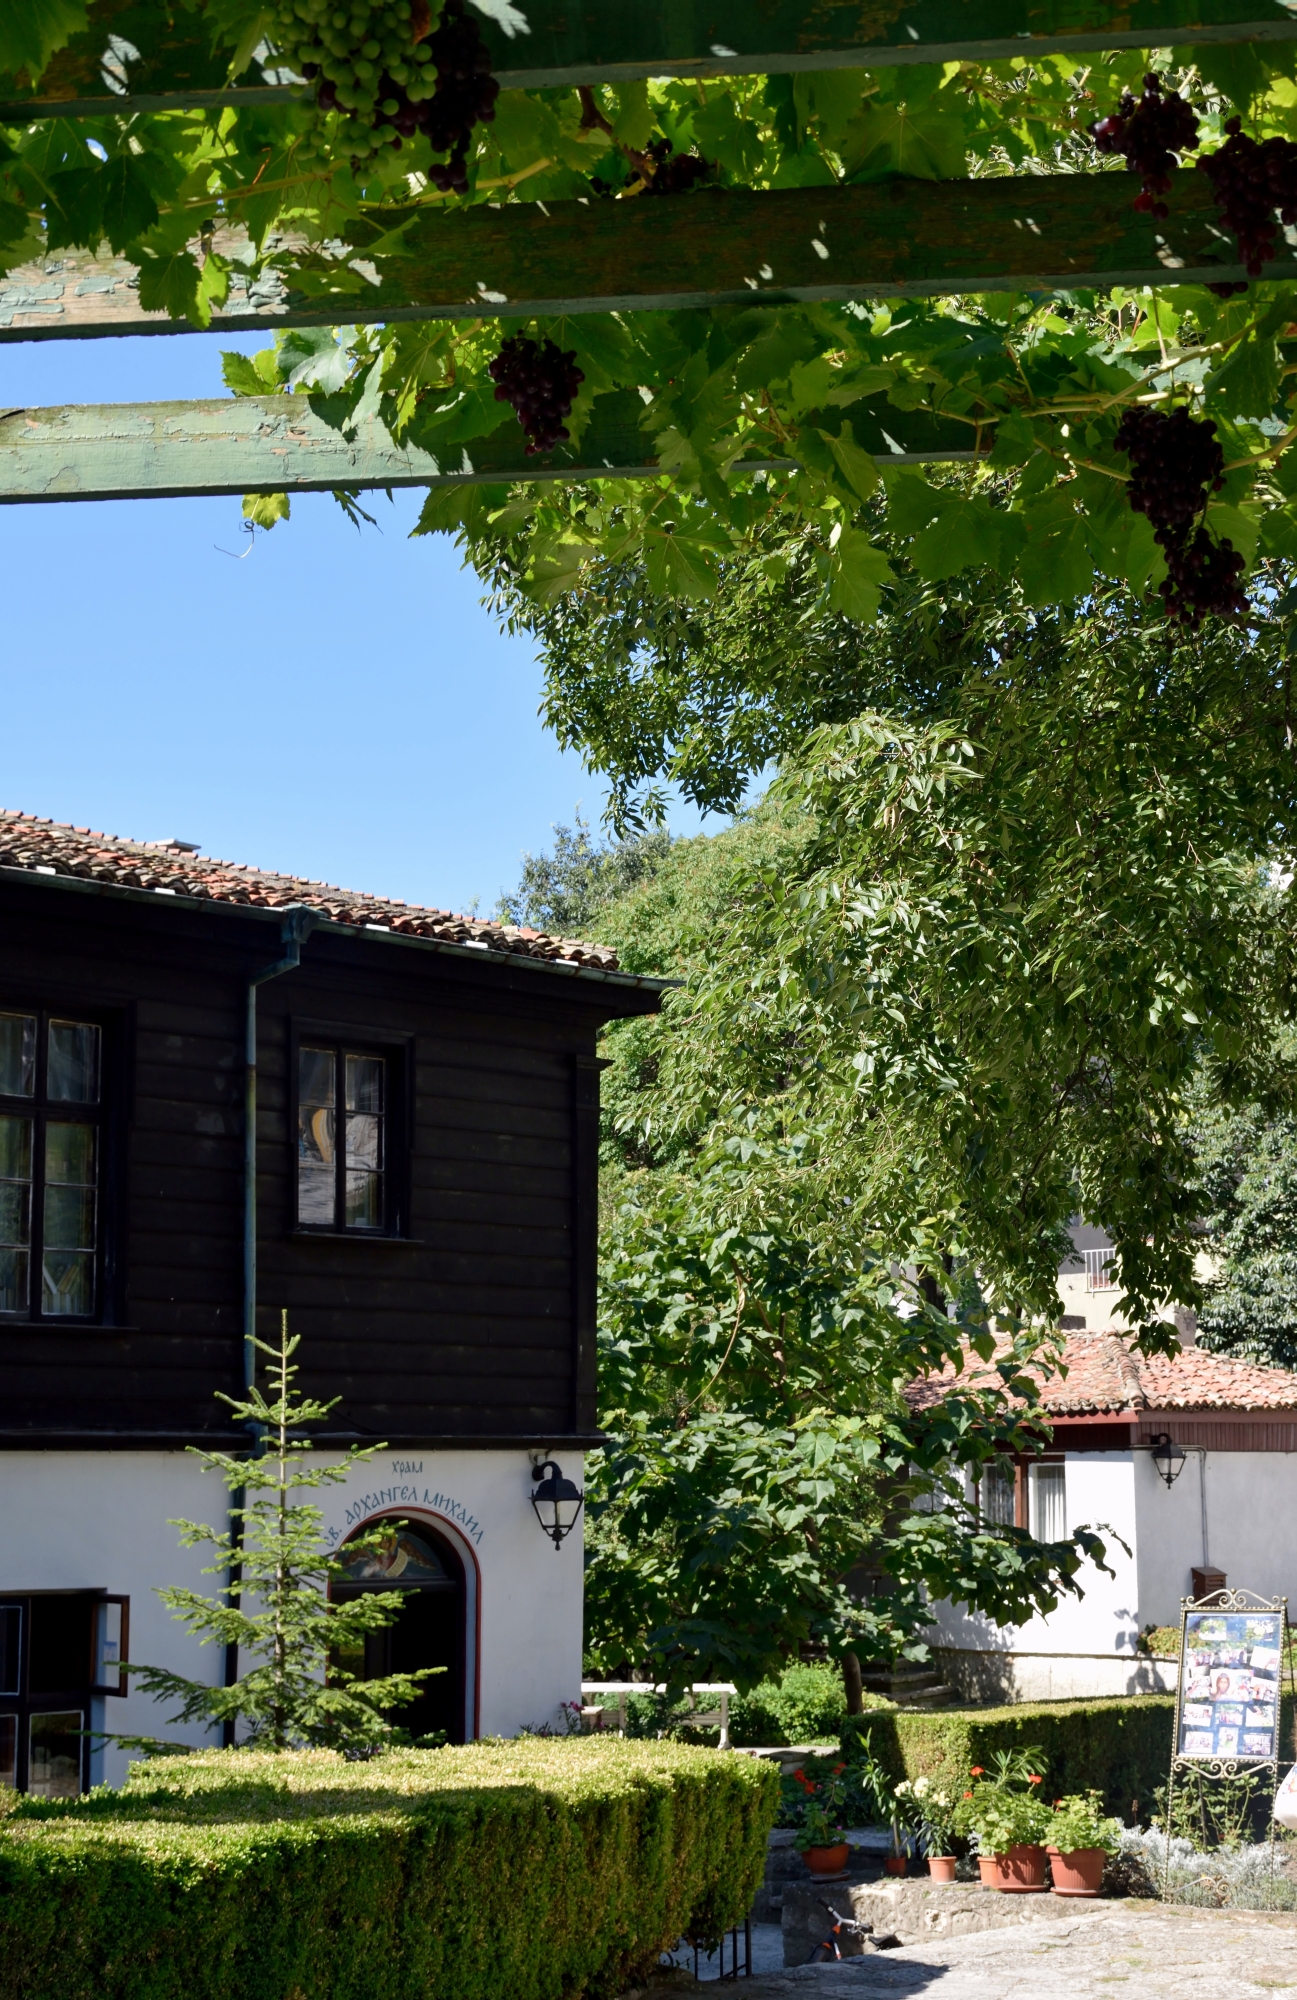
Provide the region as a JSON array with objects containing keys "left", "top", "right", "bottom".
[{"left": 127, "top": 1313, "right": 436, "bottom": 1750}]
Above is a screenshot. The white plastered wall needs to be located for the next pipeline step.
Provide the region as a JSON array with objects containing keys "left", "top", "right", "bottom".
[
  {"left": 0, "top": 1446, "right": 585, "bottom": 1790},
  {"left": 929, "top": 1453, "right": 1174, "bottom": 1701},
  {"left": 1136, "top": 1447, "right": 1297, "bottom": 1626}
]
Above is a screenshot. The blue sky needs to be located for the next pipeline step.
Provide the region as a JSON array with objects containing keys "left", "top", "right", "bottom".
[{"left": 0, "top": 330, "right": 707, "bottom": 917}]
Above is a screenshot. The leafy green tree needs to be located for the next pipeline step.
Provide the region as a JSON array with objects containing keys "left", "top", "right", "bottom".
[
  {"left": 586, "top": 1143, "right": 1114, "bottom": 1691},
  {"left": 495, "top": 813, "right": 673, "bottom": 934},
  {"left": 1189, "top": 1049, "right": 1297, "bottom": 1369},
  {"left": 127, "top": 1315, "right": 434, "bottom": 1750}
]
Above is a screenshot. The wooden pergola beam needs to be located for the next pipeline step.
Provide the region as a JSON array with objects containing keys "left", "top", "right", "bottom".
[
  {"left": 0, "top": 172, "right": 1274, "bottom": 346},
  {"left": 5, "top": 0, "right": 1296, "bottom": 120},
  {"left": 0, "top": 391, "right": 968, "bottom": 504}
]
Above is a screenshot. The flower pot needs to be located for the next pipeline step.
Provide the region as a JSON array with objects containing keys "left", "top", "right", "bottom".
[
  {"left": 883, "top": 1856, "right": 907, "bottom": 1877},
  {"left": 804, "top": 1844, "right": 850, "bottom": 1877},
  {"left": 984, "top": 1844, "right": 1048, "bottom": 1892},
  {"left": 927, "top": 1856, "right": 958, "bottom": 1883},
  {"left": 1047, "top": 1845, "right": 1106, "bottom": 1897}
]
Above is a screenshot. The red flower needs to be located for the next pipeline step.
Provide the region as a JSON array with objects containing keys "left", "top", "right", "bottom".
[
  {"left": 832, "top": 1762, "right": 845, "bottom": 1775},
  {"left": 963, "top": 1790, "right": 973, "bottom": 1800},
  {"left": 1028, "top": 1775, "right": 1042, "bottom": 1785},
  {"left": 969, "top": 1766, "right": 984, "bottom": 1777}
]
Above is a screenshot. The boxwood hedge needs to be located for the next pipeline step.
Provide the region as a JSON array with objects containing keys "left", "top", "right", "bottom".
[
  {"left": 839, "top": 1696, "right": 1182, "bottom": 1820},
  {"left": 0, "top": 1738, "right": 778, "bottom": 2000}
]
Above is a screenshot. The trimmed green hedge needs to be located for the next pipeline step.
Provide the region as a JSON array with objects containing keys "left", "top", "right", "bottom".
[
  {"left": 729, "top": 1664, "right": 893, "bottom": 1746},
  {"left": 0, "top": 1739, "right": 778, "bottom": 2000},
  {"left": 840, "top": 1697, "right": 1180, "bottom": 1819}
]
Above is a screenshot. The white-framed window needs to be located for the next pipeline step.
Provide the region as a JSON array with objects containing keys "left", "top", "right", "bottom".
[
  {"left": 1029, "top": 1461, "right": 1067, "bottom": 1541},
  {"left": 1084, "top": 1247, "right": 1116, "bottom": 1292},
  {"left": 978, "top": 1460, "right": 1016, "bottom": 1527}
]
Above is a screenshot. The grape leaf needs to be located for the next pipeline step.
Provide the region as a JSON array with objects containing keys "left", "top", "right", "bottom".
[{"left": 0, "top": 0, "right": 86, "bottom": 78}]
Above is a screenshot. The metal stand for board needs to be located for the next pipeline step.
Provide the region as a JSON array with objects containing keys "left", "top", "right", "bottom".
[{"left": 1163, "top": 1588, "right": 1294, "bottom": 1908}]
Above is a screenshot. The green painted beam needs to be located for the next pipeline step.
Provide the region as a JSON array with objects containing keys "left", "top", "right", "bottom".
[
  {"left": 0, "top": 172, "right": 1277, "bottom": 347},
  {"left": 5, "top": 0, "right": 1297, "bottom": 120},
  {"left": 0, "top": 390, "right": 968, "bottom": 503}
]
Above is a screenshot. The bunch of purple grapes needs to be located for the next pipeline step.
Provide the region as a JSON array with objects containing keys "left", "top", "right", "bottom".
[
  {"left": 1089, "top": 73, "right": 1200, "bottom": 216},
  {"left": 317, "top": 0, "right": 497, "bottom": 183},
  {"left": 640, "top": 138, "right": 712, "bottom": 196},
  {"left": 1114, "top": 406, "right": 1244, "bottom": 624},
  {"left": 1197, "top": 117, "right": 1297, "bottom": 276},
  {"left": 488, "top": 336, "right": 585, "bottom": 454}
]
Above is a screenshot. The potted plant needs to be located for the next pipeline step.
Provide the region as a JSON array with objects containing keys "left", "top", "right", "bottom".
[
  {"left": 791, "top": 1765, "right": 851, "bottom": 1877},
  {"left": 894, "top": 1776, "right": 959, "bottom": 1882},
  {"left": 1046, "top": 1792, "right": 1122, "bottom": 1896},
  {"left": 954, "top": 1768, "right": 1050, "bottom": 1891}
]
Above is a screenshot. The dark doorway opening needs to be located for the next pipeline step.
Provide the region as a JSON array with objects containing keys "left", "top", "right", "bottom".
[{"left": 331, "top": 1519, "right": 466, "bottom": 1743}]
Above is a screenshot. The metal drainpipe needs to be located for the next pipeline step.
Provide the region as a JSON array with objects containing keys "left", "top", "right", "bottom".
[{"left": 223, "top": 907, "right": 316, "bottom": 1741}]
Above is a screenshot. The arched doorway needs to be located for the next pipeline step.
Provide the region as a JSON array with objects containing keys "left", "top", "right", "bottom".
[{"left": 331, "top": 1518, "right": 467, "bottom": 1744}]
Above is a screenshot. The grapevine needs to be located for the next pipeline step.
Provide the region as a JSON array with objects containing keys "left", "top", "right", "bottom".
[
  {"left": 1197, "top": 117, "right": 1297, "bottom": 278},
  {"left": 267, "top": 0, "right": 496, "bottom": 178},
  {"left": 1088, "top": 73, "right": 1200, "bottom": 217},
  {"left": 488, "top": 337, "right": 585, "bottom": 454},
  {"left": 1113, "top": 407, "right": 1243, "bottom": 626}
]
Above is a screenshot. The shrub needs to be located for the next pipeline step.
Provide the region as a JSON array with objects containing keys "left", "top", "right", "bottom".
[
  {"left": 0, "top": 1738, "right": 778, "bottom": 2000},
  {"left": 729, "top": 1664, "right": 893, "bottom": 1746},
  {"left": 840, "top": 1696, "right": 1183, "bottom": 1821}
]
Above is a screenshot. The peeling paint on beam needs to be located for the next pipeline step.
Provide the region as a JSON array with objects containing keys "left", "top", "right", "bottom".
[
  {"left": 0, "top": 173, "right": 1278, "bottom": 348},
  {"left": 5, "top": 0, "right": 1297, "bottom": 118},
  {"left": 0, "top": 394, "right": 970, "bottom": 503}
]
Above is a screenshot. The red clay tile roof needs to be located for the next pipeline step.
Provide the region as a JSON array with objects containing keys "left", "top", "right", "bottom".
[
  {"left": 908, "top": 1332, "right": 1297, "bottom": 1416},
  {"left": 0, "top": 809, "right": 620, "bottom": 971}
]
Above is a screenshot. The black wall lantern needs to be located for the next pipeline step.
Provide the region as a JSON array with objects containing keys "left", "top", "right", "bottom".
[
  {"left": 531, "top": 1459, "right": 584, "bottom": 1550},
  {"left": 1150, "top": 1433, "right": 1186, "bottom": 1488}
]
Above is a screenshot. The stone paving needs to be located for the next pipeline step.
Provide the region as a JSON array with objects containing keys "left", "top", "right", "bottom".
[{"left": 720, "top": 1903, "right": 1297, "bottom": 1998}]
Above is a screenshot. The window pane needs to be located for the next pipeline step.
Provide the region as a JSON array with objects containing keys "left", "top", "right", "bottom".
[
  {"left": 979, "top": 1462, "right": 1016, "bottom": 1526},
  {"left": 44, "top": 1185, "right": 95, "bottom": 1251},
  {"left": 0, "top": 1115, "right": 32, "bottom": 1314},
  {"left": 0, "top": 1606, "right": 20, "bottom": 1695},
  {"left": 1030, "top": 1463, "right": 1067, "bottom": 1542},
  {"left": 47, "top": 1021, "right": 100, "bottom": 1104},
  {"left": 0, "top": 1714, "right": 13, "bottom": 1791},
  {"left": 0, "top": 1116, "right": 31, "bottom": 1184},
  {"left": 345, "top": 1169, "right": 382, "bottom": 1230},
  {"left": 42, "top": 1250, "right": 94, "bottom": 1317},
  {"left": 346, "top": 1055, "right": 383, "bottom": 1115},
  {"left": 27, "top": 1711, "right": 82, "bottom": 1799},
  {"left": 45, "top": 1122, "right": 95, "bottom": 1188},
  {"left": 0, "top": 1251, "right": 28, "bottom": 1313},
  {"left": 299, "top": 1047, "right": 336, "bottom": 1108},
  {"left": 346, "top": 1112, "right": 382, "bottom": 1171},
  {"left": 0, "top": 1015, "right": 35, "bottom": 1098}
]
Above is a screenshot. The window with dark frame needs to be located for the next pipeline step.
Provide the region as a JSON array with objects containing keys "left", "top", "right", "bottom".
[
  {"left": 297, "top": 1044, "right": 388, "bottom": 1233},
  {"left": 0, "top": 1591, "right": 128, "bottom": 1796},
  {"left": 0, "top": 1012, "right": 103, "bottom": 1321}
]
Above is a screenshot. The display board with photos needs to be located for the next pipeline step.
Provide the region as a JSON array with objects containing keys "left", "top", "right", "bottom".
[{"left": 1178, "top": 1611, "right": 1284, "bottom": 1762}]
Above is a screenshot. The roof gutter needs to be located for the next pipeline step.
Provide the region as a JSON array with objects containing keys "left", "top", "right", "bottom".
[{"left": 0, "top": 863, "right": 675, "bottom": 993}]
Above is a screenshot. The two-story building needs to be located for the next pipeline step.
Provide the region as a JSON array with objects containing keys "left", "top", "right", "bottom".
[{"left": 0, "top": 809, "right": 662, "bottom": 1796}]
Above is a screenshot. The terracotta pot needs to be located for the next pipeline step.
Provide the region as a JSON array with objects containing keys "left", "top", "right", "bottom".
[
  {"left": 984, "top": 1844, "right": 1048, "bottom": 1892},
  {"left": 927, "top": 1856, "right": 958, "bottom": 1883},
  {"left": 883, "top": 1856, "right": 908, "bottom": 1877},
  {"left": 977, "top": 1855, "right": 999, "bottom": 1887},
  {"left": 1047, "top": 1845, "right": 1106, "bottom": 1897},
  {"left": 804, "top": 1844, "right": 850, "bottom": 1877}
]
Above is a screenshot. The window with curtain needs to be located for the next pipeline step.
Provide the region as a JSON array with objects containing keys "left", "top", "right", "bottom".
[
  {"left": 1029, "top": 1461, "right": 1067, "bottom": 1541},
  {"left": 0, "top": 1012, "right": 102, "bottom": 1320},
  {"left": 297, "top": 1043, "right": 387, "bottom": 1232},
  {"left": 978, "top": 1460, "right": 1017, "bottom": 1526}
]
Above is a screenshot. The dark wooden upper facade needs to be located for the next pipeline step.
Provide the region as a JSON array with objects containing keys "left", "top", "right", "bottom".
[{"left": 0, "top": 864, "right": 660, "bottom": 1448}]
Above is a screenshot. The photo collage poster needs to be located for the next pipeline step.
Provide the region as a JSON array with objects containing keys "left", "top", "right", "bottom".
[{"left": 1178, "top": 1611, "right": 1284, "bottom": 1761}]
